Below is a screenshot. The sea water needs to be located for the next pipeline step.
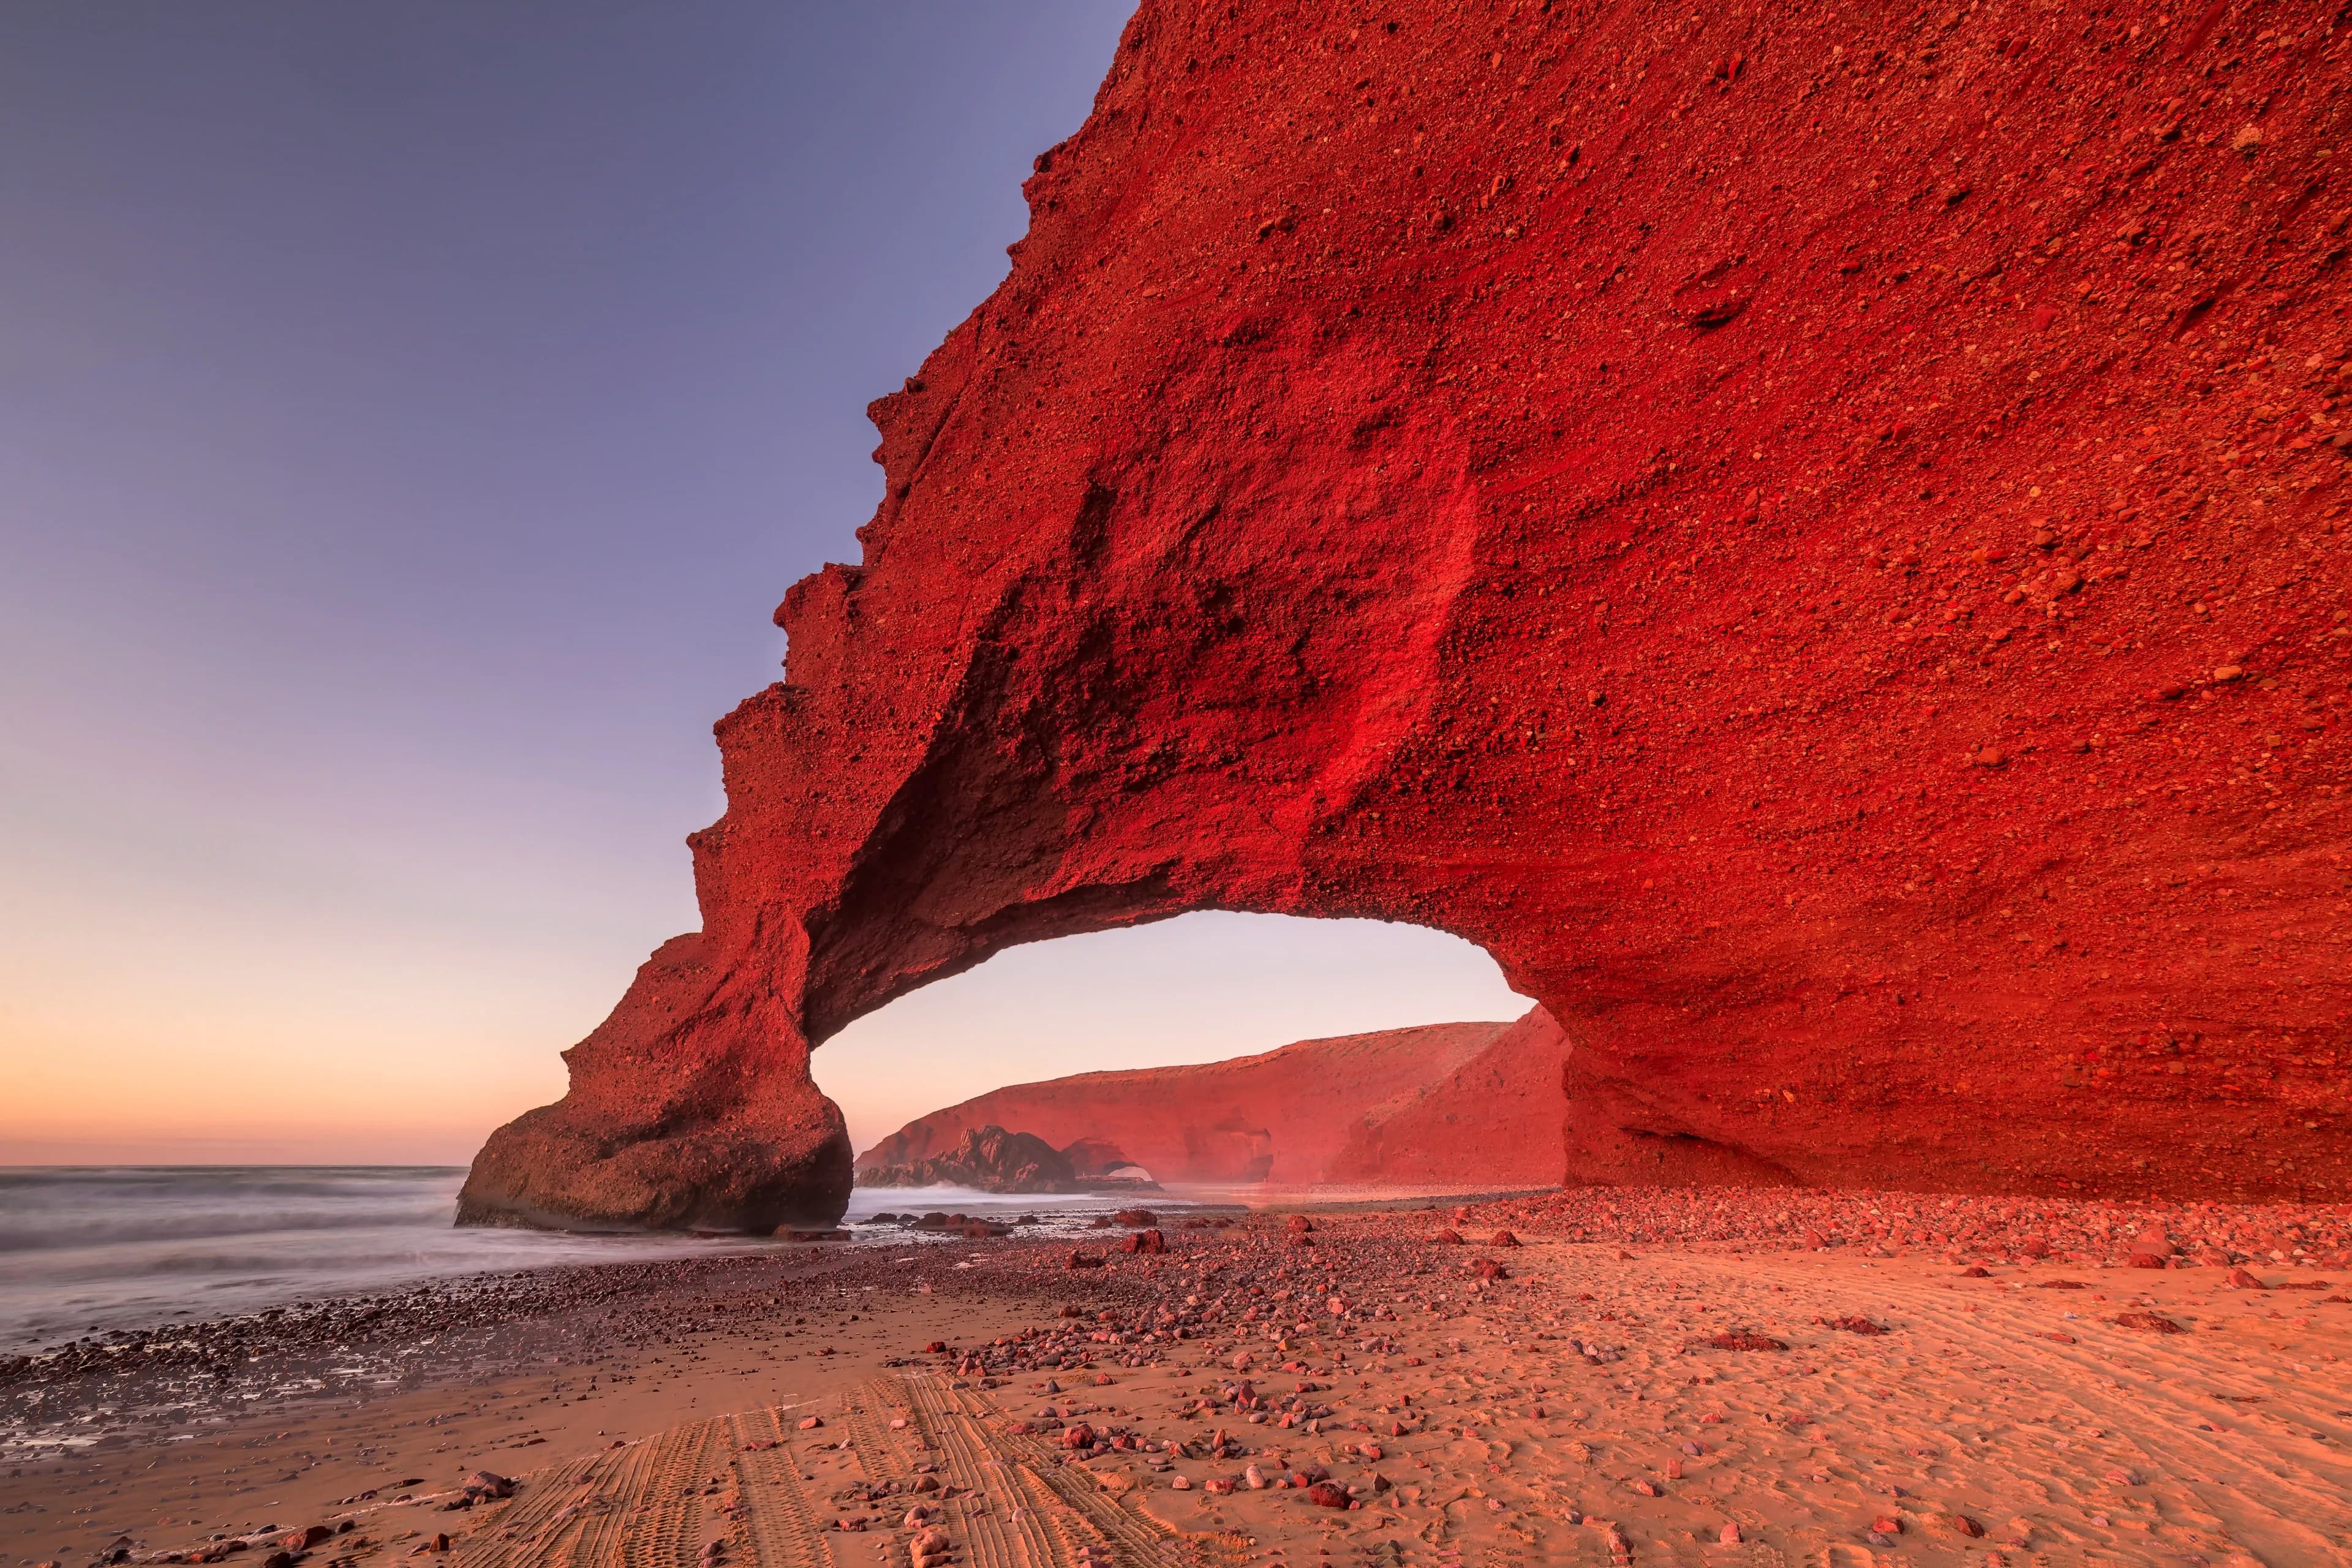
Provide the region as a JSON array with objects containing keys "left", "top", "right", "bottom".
[{"left": 0, "top": 1167, "right": 1196, "bottom": 1354}]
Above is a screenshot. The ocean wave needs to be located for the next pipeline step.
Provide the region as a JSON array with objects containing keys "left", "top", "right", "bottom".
[
  {"left": 0, "top": 1167, "right": 793, "bottom": 1352},
  {"left": 0, "top": 1168, "right": 466, "bottom": 1253}
]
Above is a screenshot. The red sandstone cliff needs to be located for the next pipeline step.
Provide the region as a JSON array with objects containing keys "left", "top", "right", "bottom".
[
  {"left": 1327, "top": 1006, "right": 1569, "bottom": 1188},
  {"left": 856, "top": 1018, "right": 1516, "bottom": 1187},
  {"left": 462, "top": 0, "right": 2351, "bottom": 1232}
]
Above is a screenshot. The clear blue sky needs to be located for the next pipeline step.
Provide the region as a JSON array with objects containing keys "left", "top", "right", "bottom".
[{"left": 0, "top": 2, "right": 1524, "bottom": 1164}]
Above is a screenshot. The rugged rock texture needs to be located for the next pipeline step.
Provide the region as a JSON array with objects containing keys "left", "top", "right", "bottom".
[
  {"left": 1327, "top": 1007, "right": 1569, "bottom": 1187},
  {"left": 464, "top": 0, "right": 2352, "bottom": 1232},
  {"left": 860, "top": 1125, "right": 1077, "bottom": 1194},
  {"left": 458, "top": 935, "right": 851, "bottom": 1231},
  {"left": 856, "top": 1020, "right": 1515, "bottom": 1186}
]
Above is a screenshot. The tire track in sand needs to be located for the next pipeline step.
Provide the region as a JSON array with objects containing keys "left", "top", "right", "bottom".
[
  {"left": 450, "top": 1449, "right": 612, "bottom": 1568},
  {"left": 726, "top": 1408, "right": 839, "bottom": 1568}
]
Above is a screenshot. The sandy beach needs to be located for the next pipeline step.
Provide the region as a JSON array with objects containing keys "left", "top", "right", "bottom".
[{"left": 7, "top": 1189, "right": 2351, "bottom": 1568}]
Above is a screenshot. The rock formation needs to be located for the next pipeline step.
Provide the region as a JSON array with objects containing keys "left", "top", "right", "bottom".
[
  {"left": 859, "top": 1125, "right": 1077, "bottom": 1194},
  {"left": 1059, "top": 1137, "right": 1142, "bottom": 1181},
  {"left": 462, "top": 0, "right": 2351, "bottom": 1232},
  {"left": 1327, "top": 1008, "right": 1569, "bottom": 1188},
  {"left": 857, "top": 1019, "right": 1517, "bottom": 1187}
]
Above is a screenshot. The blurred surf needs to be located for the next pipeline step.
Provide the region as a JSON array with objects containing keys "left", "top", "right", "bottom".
[{"left": 0, "top": 1167, "right": 1204, "bottom": 1353}]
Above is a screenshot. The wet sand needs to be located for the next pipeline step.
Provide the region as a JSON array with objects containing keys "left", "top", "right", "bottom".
[{"left": 6, "top": 1189, "right": 2350, "bottom": 1567}]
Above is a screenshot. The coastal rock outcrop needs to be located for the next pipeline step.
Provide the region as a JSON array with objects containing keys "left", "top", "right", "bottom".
[
  {"left": 463, "top": 0, "right": 2351, "bottom": 1232},
  {"left": 857, "top": 1019, "right": 1518, "bottom": 1187},
  {"left": 860, "top": 1126, "right": 1077, "bottom": 1194}
]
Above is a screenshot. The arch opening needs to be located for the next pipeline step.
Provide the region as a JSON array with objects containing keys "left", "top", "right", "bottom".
[{"left": 818, "top": 911, "right": 1568, "bottom": 1207}]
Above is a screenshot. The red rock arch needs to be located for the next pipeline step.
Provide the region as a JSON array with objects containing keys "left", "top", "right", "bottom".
[{"left": 461, "top": 0, "right": 2351, "bottom": 1231}]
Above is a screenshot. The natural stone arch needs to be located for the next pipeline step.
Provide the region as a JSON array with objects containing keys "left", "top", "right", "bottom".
[{"left": 461, "top": 0, "right": 2352, "bottom": 1232}]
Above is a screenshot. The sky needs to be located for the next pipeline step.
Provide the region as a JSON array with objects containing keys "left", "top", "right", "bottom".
[{"left": 0, "top": 3, "right": 1527, "bottom": 1167}]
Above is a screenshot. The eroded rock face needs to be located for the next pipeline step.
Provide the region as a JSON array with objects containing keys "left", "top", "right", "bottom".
[
  {"left": 462, "top": 0, "right": 2352, "bottom": 1231},
  {"left": 1327, "top": 1008, "right": 1570, "bottom": 1189},
  {"left": 456, "top": 936, "right": 853, "bottom": 1231},
  {"left": 856, "top": 1019, "right": 1516, "bottom": 1187}
]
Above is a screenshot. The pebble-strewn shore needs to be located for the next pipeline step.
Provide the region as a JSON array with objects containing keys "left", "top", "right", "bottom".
[{"left": 7, "top": 1186, "right": 2350, "bottom": 1568}]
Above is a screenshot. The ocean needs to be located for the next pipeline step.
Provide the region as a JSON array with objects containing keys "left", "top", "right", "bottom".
[{"left": 0, "top": 1167, "right": 1188, "bottom": 1356}]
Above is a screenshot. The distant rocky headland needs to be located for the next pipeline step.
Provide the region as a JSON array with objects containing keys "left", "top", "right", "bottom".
[
  {"left": 858, "top": 1125, "right": 1096, "bottom": 1194},
  {"left": 856, "top": 1011, "right": 1565, "bottom": 1192}
]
